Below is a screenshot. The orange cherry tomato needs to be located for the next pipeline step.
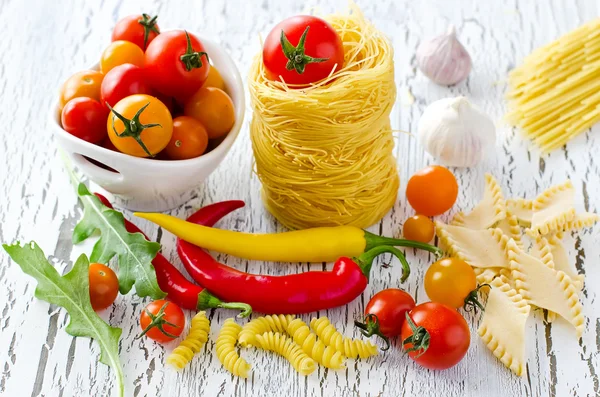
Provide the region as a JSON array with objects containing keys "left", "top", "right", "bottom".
[
  {"left": 164, "top": 116, "right": 209, "bottom": 160},
  {"left": 107, "top": 94, "right": 173, "bottom": 157},
  {"left": 139, "top": 300, "right": 185, "bottom": 343},
  {"left": 89, "top": 263, "right": 119, "bottom": 311},
  {"left": 402, "top": 215, "right": 435, "bottom": 243},
  {"left": 406, "top": 165, "right": 458, "bottom": 216},
  {"left": 424, "top": 258, "right": 478, "bottom": 309},
  {"left": 184, "top": 87, "right": 235, "bottom": 139},
  {"left": 59, "top": 70, "right": 104, "bottom": 107},
  {"left": 100, "top": 40, "right": 145, "bottom": 74},
  {"left": 201, "top": 65, "right": 226, "bottom": 91}
]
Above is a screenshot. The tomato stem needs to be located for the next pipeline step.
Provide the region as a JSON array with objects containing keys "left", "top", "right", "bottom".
[
  {"left": 279, "top": 26, "right": 329, "bottom": 75},
  {"left": 354, "top": 314, "right": 391, "bottom": 351},
  {"left": 463, "top": 284, "right": 489, "bottom": 313},
  {"left": 137, "top": 13, "right": 160, "bottom": 50},
  {"left": 136, "top": 301, "right": 180, "bottom": 339},
  {"left": 108, "top": 102, "right": 162, "bottom": 157},
  {"left": 180, "top": 31, "right": 209, "bottom": 72},
  {"left": 402, "top": 313, "right": 430, "bottom": 357}
]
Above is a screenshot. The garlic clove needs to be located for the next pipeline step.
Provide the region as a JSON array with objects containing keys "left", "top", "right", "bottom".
[
  {"left": 418, "top": 96, "right": 496, "bottom": 168},
  {"left": 416, "top": 26, "right": 472, "bottom": 86}
]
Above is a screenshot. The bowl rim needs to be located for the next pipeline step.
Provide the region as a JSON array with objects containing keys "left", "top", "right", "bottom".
[{"left": 50, "top": 31, "right": 245, "bottom": 170}]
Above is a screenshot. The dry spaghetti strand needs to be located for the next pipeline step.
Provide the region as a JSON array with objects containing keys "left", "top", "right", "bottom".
[
  {"left": 249, "top": 4, "right": 398, "bottom": 230},
  {"left": 506, "top": 18, "right": 600, "bottom": 153}
]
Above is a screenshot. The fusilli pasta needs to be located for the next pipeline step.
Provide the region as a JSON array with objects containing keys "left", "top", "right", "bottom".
[
  {"left": 310, "top": 317, "right": 378, "bottom": 359},
  {"left": 286, "top": 318, "right": 345, "bottom": 369},
  {"left": 239, "top": 314, "right": 296, "bottom": 347},
  {"left": 166, "top": 311, "right": 210, "bottom": 370},
  {"left": 216, "top": 318, "right": 251, "bottom": 378},
  {"left": 255, "top": 332, "right": 316, "bottom": 376}
]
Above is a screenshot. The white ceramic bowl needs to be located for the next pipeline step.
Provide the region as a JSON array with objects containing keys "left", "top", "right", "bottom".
[{"left": 51, "top": 33, "right": 244, "bottom": 211}]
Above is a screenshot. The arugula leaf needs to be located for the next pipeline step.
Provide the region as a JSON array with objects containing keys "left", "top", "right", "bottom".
[
  {"left": 3, "top": 242, "right": 124, "bottom": 397},
  {"left": 73, "top": 183, "right": 165, "bottom": 299}
]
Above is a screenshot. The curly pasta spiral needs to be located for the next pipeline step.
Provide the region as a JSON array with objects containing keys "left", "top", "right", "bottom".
[
  {"left": 310, "top": 317, "right": 378, "bottom": 359},
  {"left": 166, "top": 311, "right": 210, "bottom": 370},
  {"left": 286, "top": 318, "right": 345, "bottom": 369},
  {"left": 255, "top": 332, "right": 316, "bottom": 376},
  {"left": 239, "top": 314, "right": 296, "bottom": 347},
  {"left": 216, "top": 318, "right": 251, "bottom": 378}
]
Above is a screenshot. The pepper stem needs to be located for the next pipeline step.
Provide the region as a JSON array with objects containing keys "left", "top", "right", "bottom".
[
  {"left": 463, "top": 284, "right": 489, "bottom": 313},
  {"left": 137, "top": 13, "right": 160, "bottom": 50},
  {"left": 354, "top": 314, "right": 391, "bottom": 351},
  {"left": 355, "top": 245, "right": 410, "bottom": 282},
  {"left": 402, "top": 313, "right": 430, "bottom": 357},
  {"left": 197, "top": 289, "right": 252, "bottom": 318},
  {"left": 279, "top": 26, "right": 329, "bottom": 75},
  {"left": 363, "top": 230, "right": 443, "bottom": 258},
  {"left": 180, "top": 31, "right": 209, "bottom": 72},
  {"left": 107, "top": 102, "right": 162, "bottom": 157},
  {"left": 136, "top": 301, "right": 180, "bottom": 339}
]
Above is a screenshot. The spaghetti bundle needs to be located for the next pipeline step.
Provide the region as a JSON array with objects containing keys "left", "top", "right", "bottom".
[
  {"left": 506, "top": 18, "right": 600, "bottom": 153},
  {"left": 249, "top": 6, "right": 398, "bottom": 229}
]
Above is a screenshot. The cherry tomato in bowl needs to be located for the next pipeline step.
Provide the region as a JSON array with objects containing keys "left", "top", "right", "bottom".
[
  {"left": 101, "top": 40, "right": 145, "bottom": 74},
  {"left": 184, "top": 87, "right": 235, "bottom": 139},
  {"left": 202, "top": 65, "right": 226, "bottom": 91},
  {"left": 263, "top": 15, "right": 344, "bottom": 85},
  {"left": 424, "top": 258, "right": 485, "bottom": 311},
  {"left": 164, "top": 116, "right": 209, "bottom": 160},
  {"left": 88, "top": 263, "right": 119, "bottom": 311},
  {"left": 112, "top": 14, "right": 160, "bottom": 51},
  {"left": 401, "top": 302, "right": 470, "bottom": 370},
  {"left": 101, "top": 63, "right": 151, "bottom": 108},
  {"left": 139, "top": 300, "right": 185, "bottom": 343},
  {"left": 402, "top": 215, "right": 435, "bottom": 243},
  {"left": 61, "top": 97, "right": 108, "bottom": 144},
  {"left": 406, "top": 165, "right": 458, "bottom": 216},
  {"left": 60, "top": 70, "right": 104, "bottom": 108}
]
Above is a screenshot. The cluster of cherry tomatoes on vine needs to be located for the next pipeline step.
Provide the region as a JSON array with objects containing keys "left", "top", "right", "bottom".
[{"left": 59, "top": 14, "right": 235, "bottom": 160}]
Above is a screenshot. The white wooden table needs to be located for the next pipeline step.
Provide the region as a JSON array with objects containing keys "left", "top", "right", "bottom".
[{"left": 1, "top": 0, "right": 599, "bottom": 396}]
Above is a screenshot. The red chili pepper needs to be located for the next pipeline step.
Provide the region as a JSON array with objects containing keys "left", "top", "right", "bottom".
[
  {"left": 178, "top": 207, "right": 410, "bottom": 314},
  {"left": 94, "top": 193, "right": 251, "bottom": 317}
]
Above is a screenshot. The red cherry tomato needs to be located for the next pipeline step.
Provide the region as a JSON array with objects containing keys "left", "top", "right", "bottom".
[
  {"left": 61, "top": 97, "right": 108, "bottom": 144},
  {"left": 100, "top": 63, "right": 151, "bottom": 108},
  {"left": 406, "top": 165, "right": 458, "bottom": 216},
  {"left": 112, "top": 14, "right": 160, "bottom": 50},
  {"left": 401, "top": 302, "right": 470, "bottom": 370},
  {"left": 263, "top": 15, "right": 344, "bottom": 85},
  {"left": 145, "top": 30, "right": 210, "bottom": 99},
  {"left": 88, "top": 263, "right": 119, "bottom": 311},
  {"left": 139, "top": 300, "right": 185, "bottom": 343},
  {"left": 359, "top": 289, "right": 415, "bottom": 340}
]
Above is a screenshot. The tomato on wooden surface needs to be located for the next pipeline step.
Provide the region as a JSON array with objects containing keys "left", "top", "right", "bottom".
[
  {"left": 61, "top": 97, "right": 108, "bottom": 144},
  {"left": 402, "top": 215, "right": 435, "bottom": 243},
  {"left": 424, "top": 258, "right": 484, "bottom": 310},
  {"left": 100, "top": 63, "right": 151, "bottom": 108},
  {"left": 59, "top": 70, "right": 104, "bottom": 107},
  {"left": 145, "top": 30, "right": 210, "bottom": 99},
  {"left": 111, "top": 14, "right": 160, "bottom": 50},
  {"left": 355, "top": 288, "right": 416, "bottom": 346},
  {"left": 107, "top": 94, "right": 173, "bottom": 157},
  {"left": 139, "top": 300, "right": 185, "bottom": 343},
  {"left": 406, "top": 165, "right": 458, "bottom": 216},
  {"left": 184, "top": 87, "right": 234, "bottom": 139},
  {"left": 401, "top": 302, "right": 470, "bottom": 370},
  {"left": 263, "top": 15, "right": 344, "bottom": 85},
  {"left": 88, "top": 263, "right": 119, "bottom": 311},
  {"left": 101, "top": 40, "right": 145, "bottom": 74},
  {"left": 164, "top": 116, "right": 209, "bottom": 160}
]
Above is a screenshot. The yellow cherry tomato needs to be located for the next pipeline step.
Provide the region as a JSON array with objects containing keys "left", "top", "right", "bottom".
[
  {"left": 424, "top": 258, "right": 478, "bottom": 309},
  {"left": 202, "top": 65, "right": 226, "bottom": 91},
  {"left": 100, "top": 40, "right": 145, "bottom": 74},
  {"left": 402, "top": 215, "right": 435, "bottom": 243},
  {"left": 184, "top": 87, "right": 235, "bottom": 139},
  {"left": 60, "top": 70, "right": 104, "bottom": 108},
  {"left": 107, "top": 94, "right": 173, "bottom": 157}
]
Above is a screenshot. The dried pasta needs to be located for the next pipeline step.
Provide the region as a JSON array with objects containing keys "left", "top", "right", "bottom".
[
  {"left": 255, "top": 332, "right": 316, "bottom": 376},
  {"left": 506, "top": 19, "right": 600, "bottom": 152},
  {"left": 529, "top": 181, "right": 576, "bottom": 236},
  {"left": 287, "top": 318, "right": 345, "bottom": 369},
  {"left": 216, "top": 319, "right": 251, "bottom": 378},
  {"left": 534, "top": 235, "right": 584, "bottom": 291},
  {"left": 166, "top": 311, "right": 210, "bottom": 370},
  {"left": 474, "top": 267, "right": 512, "bottom": 287},
  {"left": 496, "top": 210, "right": 523, "bottom": 248},
  {"left": 310, "top": 317, "right": 378, "bottom": 359},
  {"left": 506, "top": 198, "right": 534, "bottom": 226},
  {"left": 561, "top": 212, "right": 599, "bottom": 234},
  {"left": 239, "top": 314, "right": 295, "bottom": 347},
  {"left": 452, "top": 174, "right": 506, "bottom": 229}
]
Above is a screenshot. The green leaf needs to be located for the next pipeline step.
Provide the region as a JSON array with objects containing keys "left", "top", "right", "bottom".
[
  {"left": 2, "top": 242, "right": 124, "bottom": 397},
  {"left": 73, "top": 183, "right": 165, "bottom": 299}
]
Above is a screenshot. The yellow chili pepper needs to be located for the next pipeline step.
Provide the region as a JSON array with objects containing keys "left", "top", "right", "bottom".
[{"left": 134, "top": 212, "right": 442, "bottom": 263}]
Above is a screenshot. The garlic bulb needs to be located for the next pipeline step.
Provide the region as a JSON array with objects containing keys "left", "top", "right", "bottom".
[
  {"left": 416, "top": 26, "right": 472, "bottom": 86},
  {"left": 418, "top": 97, "right": 495, "bottom": 167}
]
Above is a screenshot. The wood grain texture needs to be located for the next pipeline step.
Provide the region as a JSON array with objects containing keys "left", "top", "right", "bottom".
[{"left": 1, "top": 0, "right": 599, "bottom": 396}]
